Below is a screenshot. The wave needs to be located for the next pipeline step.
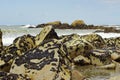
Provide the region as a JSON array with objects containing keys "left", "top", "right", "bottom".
[
  {"left": 1, "top": 27, "right": 120, "bottom": 46},
  {"left": 21, "top": 24, "right": 36, "bottom": 28},
  {"left": 2, "top": 37, "right": 15, "bottom": 46},
  {"left": 96, "top": 32, "right": 120, "bottom": 38}
]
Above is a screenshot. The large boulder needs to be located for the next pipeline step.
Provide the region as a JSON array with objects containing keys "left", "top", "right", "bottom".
[
  {"left": 35, "top": 25, "right": 59, "bottom": 46},
  {"left": 0, "top": 26, "right": 59, "bottom": 72},
  {"left": 10, "top": 39, "right": 72, "bottom": 80},
  {"left": 0, "top": 34, "right": 35, "bottom": 72},
  {"left": 89, "top": 48, "right": 112, "bottom": 66},
  {"left": 104, "top": 37, "right": 120, "bottom": 48},
  {"left": 59, "top": 34, "right": 94, "bottom": 59},
  {"left": 71, "top": 20, "right": 86, "bottom": 27},
  {"left": 80, "top": 33, "right": 105, "bottom": 48},
  {"left": 13, "top": 34, "right": 35, "bottom": 53}
]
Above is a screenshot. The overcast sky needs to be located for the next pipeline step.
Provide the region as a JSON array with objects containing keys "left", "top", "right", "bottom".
[{"left": 0, "top": 0, "right": 120, "bottom": 25}]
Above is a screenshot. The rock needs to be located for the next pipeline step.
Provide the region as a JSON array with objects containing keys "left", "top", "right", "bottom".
[
  {"left": 73, "top": 47, "right": 120, "bottom": 66},
  {"left": 97, "top": 63, "right": 115, "bottom": 69},
  {"left": 57, "top": 23, "right": 70, "bottom": 29},
  {"left": 0, "top": 71, "right": 30, "bottom": 80},
  {"left": 36, "top": 24, "right": 46, "bottom": 28},
  {"left": 112, "top": 60, "right": 120, "bottom": 71},
  {"left": 0, "top": 44, "right": 21, "bottom": 72},
  {"left": 0, "top": 29, "right": 3, "bottom": 53},
  {"left": 59, "top": 34, "right": 81, "bottom": 41},
  {"left": 0, "top": 34, "right": 35, "bottom": 72},
  {"left": 104, "top": 37, "right": 120, "bottom": 48},
  {"left": 71, "top": 20, "right": 86, "bottom": 27},
  {"left": 80, "top": 33, "right": 105, "bottom": 48},
  {"left": 46, "top": 21, "right": 61, "bottom": 27},
  {"left": 89, "top": 48, "right": 112, "bottom": 66},
  {"left": 59, "top": 34, "right": 94, "bottom": 60},
  {"left": 104, "top": 27, "right": 120, "bottom": 33},
  {"left": 10, "top": 39, "right": 72, "bottom": 80},
  {"left": 108, "top": 47, "right": 120, "bottom": 61},
  {"left": 36, "top": 21, "right": 62, "bottom": 28},
  {"left": 98, "top": 60, "right": 120, "bottom": 69},
  {"left": 35, "top": 25, "right": 59, "bottom": 46},
  {"left": 13, "top": 34, "right": 35, "bottom": 53},
  {"left": 74, "top": 55, "right": 90, "bottom": 65},
  {"left": 72, "top": 69, "right": 85, "bottom": 80},
  {"left": 0, "top": 26, "right": 59, "bottom": 72}
]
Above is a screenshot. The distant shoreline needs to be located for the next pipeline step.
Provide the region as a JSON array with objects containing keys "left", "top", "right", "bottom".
[{"left": 26, "top": 20, "right": 120, "bottom": 33}]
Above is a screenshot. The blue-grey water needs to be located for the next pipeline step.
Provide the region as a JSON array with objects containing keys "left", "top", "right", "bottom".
[{"left": 1, "top": 25, "right": 120, "bottom": 46}]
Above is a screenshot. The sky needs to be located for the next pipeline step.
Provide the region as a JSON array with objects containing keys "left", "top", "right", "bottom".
[{"left": 0, "top": 0, "right": 120, "bottom": 25}]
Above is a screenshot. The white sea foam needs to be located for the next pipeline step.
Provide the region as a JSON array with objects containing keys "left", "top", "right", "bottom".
[
  {"left": 21, "top": 24, "right": 36, "bottom": 28},
  {"left": 0, "top": 25, "right": 120, "bottom": 45},
  {"left": 2, "top": 27, "right": 120, "bottom": 46},
  {"left": 96, "top": 33, "right": 120, "bottom": 38},
  {"left": 3, "top": 37, "right": 15, "bottom": 46}
]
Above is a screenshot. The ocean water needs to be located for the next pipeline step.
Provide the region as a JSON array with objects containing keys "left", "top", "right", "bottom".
[{"left": 1, "top": 25, "right": 120, "bottom": 46}]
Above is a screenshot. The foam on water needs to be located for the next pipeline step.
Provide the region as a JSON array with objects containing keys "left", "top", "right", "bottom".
[
  {"left": 21, "top": 24, "right": 36, "bottom": 28},
  {"left": 2, "top": 37, "right": 15, "bottom": 45},
  {"left": 96, "top": 33, "right": 120, "bottom": 38},
  {"left": 1, "top": 25, "right": 120, "bottom": 46}
]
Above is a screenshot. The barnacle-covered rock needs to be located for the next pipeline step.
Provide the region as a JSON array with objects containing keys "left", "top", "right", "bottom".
[
  {"left": 88, "top": 47, "right": 120, "bottom": 66},
  {"left": 0, "top": 26, "right": 59, "bottom": 72},
  {"left": 35, "top": 25, "right": 59, "bottom": 46},
  {"left": 104, "top": 37, "right": 120, "bottom": 48},
  {"left": 73, "top": 55, "right": 90, "bottom": 65},
  {"left": 13, "top": 34, "right": 35, "bottom": 53},
  {"left": 89, "top": 48, "right": 112, "bottom": 66},
  {"left": 0, "top": 71, "right": 30, "bottom": 80},
  {"left": 10, "top": 39, "right": 72, "bottom": 80},
  {"left": 80, "top": 33, "right": 105, "bottom": 48},
  {"left": 60, "top": 34, "right": 94, "bottom": 59},
  {"left": 0, "top": 44, "right": 21, "bottom": 72},
  {"left": 73, "top": 47, "right": 120, "bottom": 66},
  {"left": 0, "top": 34, "right": 35, "bottom": 72},
  {"left": 64, "top": 38, "right": 94, "bottom": 59},
  {"left": 59, "top": 34, "right": 80, "bottom": 43},
  {"left": 107, "top": 47, "right": 120, "bottom": 61}
]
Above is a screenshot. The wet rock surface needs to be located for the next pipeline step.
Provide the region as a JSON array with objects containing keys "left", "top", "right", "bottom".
[
  {"left": 0, "top": 71, "right": 31, "bottom": 80},
  {"left": 0, "top": 25, "right": 120, "bottom": 79},
  {"left": 10, "top": 39, "right": 72, "bottom": 80}
]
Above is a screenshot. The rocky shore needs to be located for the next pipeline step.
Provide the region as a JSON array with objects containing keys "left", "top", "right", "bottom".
[
  {"left": 29, "top": 20, "right": 120, "bottom": 33},
  {"left": 0, "top": 26, "right": 120, "bottom": 80}
]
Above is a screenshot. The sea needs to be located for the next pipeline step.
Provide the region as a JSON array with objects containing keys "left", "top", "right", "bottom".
[
  {"left": 1, "top": 25, "right": 120, "bottom": 46},
  {"left": 1, "top": 25, "right": 120, "bottom": 80}
]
